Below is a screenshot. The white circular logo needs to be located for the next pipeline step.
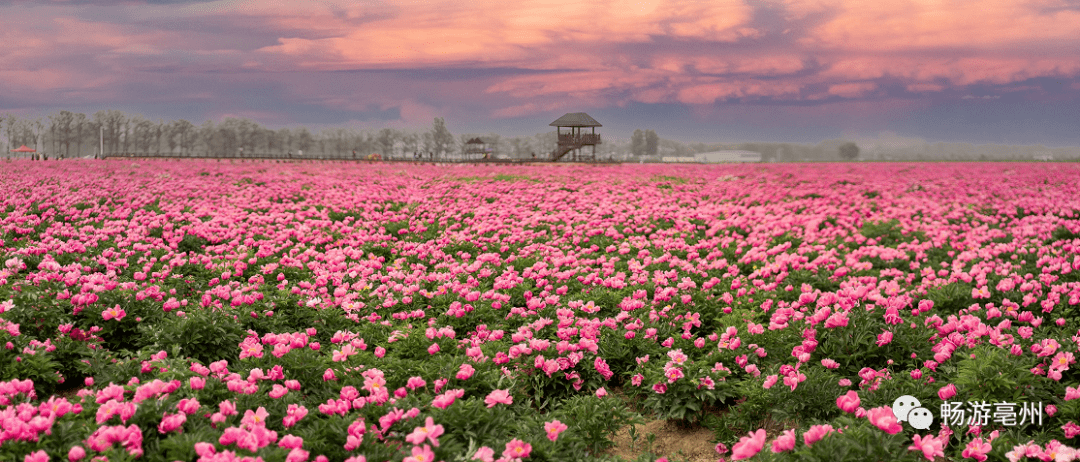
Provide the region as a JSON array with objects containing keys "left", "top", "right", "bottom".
[
  {"left": 892, "top": 395, "right": 921, "bottom": 422},
  {"left": 908, "top": 407, "right": 934, "bottom": 430}
]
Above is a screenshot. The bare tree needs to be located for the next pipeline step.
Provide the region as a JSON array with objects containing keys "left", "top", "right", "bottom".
[
  {"left": 645, "top": 129, "right": 658, "bottom": 156},
  {"left": 839, "top": 142, "right": 860, "bottom": 160},
  {"left": 430, "top": 117, "right": 454, "bottom": 158},
  {"left": 421, "top": 131, "right": 434, "bottom": 156},
  {"left": 198, "top": 120, "right": 216, "bottom": 156},
  {"left": 631, "top": 129, "right": 645, "bottom": 156},
  {"left": 92, "top": 110, "right": 125, "bottom": 156},
  {"left": 173, "top": 120, "right": 195, "bottom": 155},
  {"left": 263, "top": 128, "right": 277, "bottom": 155},
  {"left": 73, "top": 113, "right": 87, "bottom": 158},
  {"left": 295, "top": 127, "right": 314, "bottom": 154},
  {"left": 154, "top": 119, "right": 165, "bottom": 155},
  {"left": 398, "top": 132, "right": 416, "bottom": 156},
  {"left": 277, "top": 128, "right": 292, "bottom": 155},
  {"left": 377, "top": 128, "right": 398, "bottom": 157}
]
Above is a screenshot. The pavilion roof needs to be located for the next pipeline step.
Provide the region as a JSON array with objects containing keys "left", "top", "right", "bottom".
[{"left": 549, "top": 112, "right": 601, "bottom": 127}]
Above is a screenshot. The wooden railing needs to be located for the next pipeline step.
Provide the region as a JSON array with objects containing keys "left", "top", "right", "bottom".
[{"left": 557, "top": 134, "right": 601, "bottom": 145}]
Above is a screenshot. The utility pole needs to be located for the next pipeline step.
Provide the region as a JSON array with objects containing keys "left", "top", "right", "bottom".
[{"left": 100, "top": 125, "right": 104, "bottom": 159}]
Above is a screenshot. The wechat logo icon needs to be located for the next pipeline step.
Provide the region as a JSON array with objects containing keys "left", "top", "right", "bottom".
[{"left": 893, "top": 395, "right": 934, "bottom": 430}]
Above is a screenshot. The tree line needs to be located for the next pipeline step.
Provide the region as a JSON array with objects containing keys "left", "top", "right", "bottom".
[{"left": 0, "top": 111, "right": 482, "bottom": 159}]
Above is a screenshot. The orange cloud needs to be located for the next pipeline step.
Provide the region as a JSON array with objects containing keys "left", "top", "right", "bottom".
[
  {"left": 795, "top": 0, "right": 1080, "bottom": 51},
  {"left": 254, "top": 0, "right": 755, "bottom": 68},
  {"left": 827, "top": 82, "right": 877, "bottom": 98}
]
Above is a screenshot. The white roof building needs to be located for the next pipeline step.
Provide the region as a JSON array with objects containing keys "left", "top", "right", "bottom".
[{"left": 694, "top": 150, "right": 761, "bottom": 163}]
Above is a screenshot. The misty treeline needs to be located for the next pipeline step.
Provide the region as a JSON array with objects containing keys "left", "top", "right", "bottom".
[
  {"left": 3, "top": 109, "right": 1077, "bottom": 161},
  {"left": 2, "top": 111, "right": 467, "bottom": 159},
  {"left": 1, "top": 110, "right": 572, "bottom": 160}
]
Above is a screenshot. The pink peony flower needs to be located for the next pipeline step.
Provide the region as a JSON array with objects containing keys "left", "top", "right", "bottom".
[
  {"left": 803, "top": 424, "right": 834, "bottom": 446},
  {"left": 868, "top": 406, "right": 903, "bottom": 434},
  {"left": 961, "top": 437, "right": 991, "bottom": 462},
  {"left": 24, "top": 450, "right": 49, "bottom": 462},
  {"left": 771, "top": 429, "right": 796, "bottom": 453},
  {"left": 485, "top": 389, "right": 513, "bottom": 407},
  {"left": 68, "top": 445, "right": 86, "bottom": 462},
  {"left": 938, "top": 383, "right": 958, "bottom": 400},
  {"left": 545, "top": 419, "right": 569, "bottom": 441},
  {"left": 472, "top": 446, "right": 495, "bottom": 462},
  {"left": 763, "top": 375, "right": 778, "bottom": 389},
  {"left": 404, "top": 444, "right": 436, "bottom": 462},
  {"left": 405, "top": 417, "right": 445, "bottom": 447},
  {"left": 908, "top": 434, "right": 946, "bottom": 461},
  {"left": 102, "top": 306, "right": 126, "bottom": 321},
  {"left": 279, "top": 434, "right": 304, "bottom": 449},
  {"left": 1066, "top": 386, "right": 1080, "bottom": 401},
  {"left": 457, "top": 363, "right": 475, "bottom": 380},
  {"left": 731, "top": 429, "right": 767, "bottom": 460},
  {"left": 503, "top": 439, "right": 532, "bottom": 459},
  {"left": 158, "top": 412, "right": 187, "bottom": 434},
  {"left": 836, "top": 390, "right": 860, "bottom": 413}
]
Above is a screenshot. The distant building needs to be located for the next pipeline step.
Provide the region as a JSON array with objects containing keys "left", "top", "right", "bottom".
[
  {"left": 1034, "top": 152, "right": 1053, "bottom": 161},
  {"left": 694, "top": 150, "right": 762, "bottom": 163},
  {"left": 661, "top": 156, "right": 698, "bottom": 163},
  {"left": 549, "top": 112, "right": 601, "bottom": 161}
]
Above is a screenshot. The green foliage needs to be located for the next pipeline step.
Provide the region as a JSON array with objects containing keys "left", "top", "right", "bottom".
[
  {"left": 177, "top": 233, "right": 208, "bottom": 254},
  {"left": 951, "top": 344, "right": 1043, "bottom": 405},
  {"left": 1047, "top": 225, "right": 1080, "bottom": 244},
  {"left": 140, "top": 308, "right": 245, "bottom": 365},
  {"left": 858, "top": 218, "right": 904, "bottom": 245}
]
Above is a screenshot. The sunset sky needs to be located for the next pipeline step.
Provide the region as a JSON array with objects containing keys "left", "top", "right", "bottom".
[{"left": 3, "top": 0, "right": 1080, "bottom": 145}]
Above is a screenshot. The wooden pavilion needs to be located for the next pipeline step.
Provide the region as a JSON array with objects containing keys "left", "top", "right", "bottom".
[
  {"left": 463, "top": 137, "right": 494, "bottom": 159},
  {"left": 549, "top": 112, "right": 601, "bottom": 161}
]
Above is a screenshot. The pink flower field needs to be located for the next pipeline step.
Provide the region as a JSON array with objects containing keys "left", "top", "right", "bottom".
[{"left": 2, "top": 159, "right": 1080, "bottom": 462}]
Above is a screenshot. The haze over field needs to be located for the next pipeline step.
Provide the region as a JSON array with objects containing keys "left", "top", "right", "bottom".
[{"left": 2, "top": 0, "right": 1080, "bottom": 154}]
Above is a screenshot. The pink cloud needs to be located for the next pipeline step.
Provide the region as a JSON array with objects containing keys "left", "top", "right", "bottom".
[
  {"left": 796, "top": 0, "right": 1080, "bottom": 51},
  {"left": 827, "top": 82, "right": 877, "bottom": 98},
  {"left": 1, "top": 0, "right": 1078, "bottom": 129}
]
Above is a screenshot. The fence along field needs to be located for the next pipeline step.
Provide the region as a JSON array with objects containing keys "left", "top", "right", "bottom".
[{"left": 1, "top": 159, "right": 1080, "bottom": 462}]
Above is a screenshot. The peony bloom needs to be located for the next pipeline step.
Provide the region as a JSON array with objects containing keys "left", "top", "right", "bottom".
[
  {"left": 102, "top": 306, "right": 126, "bottom": 321},
  {"left": 763, "top": 375, "right": 778, "bottom": 389},
  {"left": 405, "top": 417, "right": 445, "bottom": 447},
  {"left": 404, "top": 444, "right": 436, "bottom": 462},
  {"left": 876, "top": 330, "right": 893, "bottom": 346},
  {"left": 909, "top": 434, "right": 946, "bottom": 461},
  {"left": 771, "top": 429, "right": 796, "bottom": 453},
  {"left": 68, "top": 445, "right": 86, "bottom": 462},
  {"left": 471, "top": 446, "right": 495, "bottom": 462},
  {"left": 24, "top": 450, "right": 48, "bottom": 462},
  {"left": 279, "top": 434, "right": 304, "bottom": 449},
  {"left": 1065, "top": 386, "right": 1080, "bottom": 401},
  {"left": 503, "top": 439, "right": 532, "bottom": 459},
  {"left": 158, "top": 413, "right": 187, "bottom": 434},
  {"left": 545, "top": 420, "right": 568, "bottom": 441},
  {"left": 456, "top": 363, "right": 475, "bottom": 380},
  {"left": 868, "top": 406, "right": 903, "bottom": 434},
  {"left": 731, "top": 429, "right": 767, "bottom": 460},
  {"left": 836, "top": 390, "right": 860, "bottom": 413},
  {"left": 803, "top": 424, "right": 834, "bottom": 447},
  {"left": 241, "top": 407, "right": 270, "bottom": 427},
  {"left": 938, "top": 383, "right": 958, "bottom": 400},
  {"left": 485, "top": 389, "right": 513, "bottom": 408},
  {"left": 961, "top": 437, "right": 992, "bottom": 462}
]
